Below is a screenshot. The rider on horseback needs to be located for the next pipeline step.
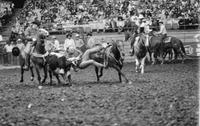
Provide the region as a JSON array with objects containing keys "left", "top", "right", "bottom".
[
  {"left": 130, "top": 17, "right": 146, "bottom": 56},
  {"left": 156, "top": 20, "right": 167, "bottom": 42}
]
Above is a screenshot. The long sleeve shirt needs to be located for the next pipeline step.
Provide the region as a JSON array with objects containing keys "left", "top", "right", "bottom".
[
  {"left": 157, "top": 24, "right": 167, "bottom": 35},
  {"left": 64, "top": 38, "right": 76, "bottom": 51}
]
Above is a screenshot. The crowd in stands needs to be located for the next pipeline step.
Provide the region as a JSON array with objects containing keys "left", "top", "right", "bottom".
[
  {"left": 0, "top": 0, "right": 14, "bottom": 30},
  {"left": 11, "top": 0, "right": 200, "bottom": 34}
]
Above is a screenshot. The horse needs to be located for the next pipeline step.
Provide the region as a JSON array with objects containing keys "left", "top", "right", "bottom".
[
  {"left": 12, "top": 42, "right": 34, "bottom": 82},
  {"left": 127, "top": 31, "right": 186, "bottom": 64},
  {"left": 91, "top": 42, "right": 130, "bottom": 83},
  {"left": 30, "top": 35, "right": 49, "bottom": 84},
  {"left": 130, "top": 34, "right": 148, "bottom": 74},
  {"left": 148, "top": 34, "right": 186, "bottom": 64}
]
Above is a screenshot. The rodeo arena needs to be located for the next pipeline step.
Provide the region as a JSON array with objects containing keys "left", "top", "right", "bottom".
[{"left": 0, "top": 0, "right": 200, "bottom": 125}]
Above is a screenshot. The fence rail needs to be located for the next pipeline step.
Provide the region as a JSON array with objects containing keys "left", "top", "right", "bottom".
[{"left": 0, "top": 25, "right": 199, "bottom": 66}]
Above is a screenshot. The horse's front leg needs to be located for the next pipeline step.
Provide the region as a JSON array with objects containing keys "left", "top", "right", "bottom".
[
  {"left": 113, "top": 64, "right": 130, "bottom": 84},
  {"left": 41, "top": 65, "right": 47, "bottom": 84},
  {"left": 140, "top": 57, "right": 146, "bottom": 74},
  {"left": 20, "top": 67, "right": 24, "bottom": 82},
  {"left": 151, "top": 52, "right": 156, "bottom": 65},
  {"left": 35, "top": 65, "right": 41, "bottom": 84},
  {"left": 30, "top": 65, "right": 34, "bottom": 81},
  {"left": 135, "top": 58, "right": 140, "bottom": 73},
  {"left": 95, "top": 66, "right": 100, "bottom": 82},
  {"left": 147, "top": 48, "right": 152, "bottom": 63}
]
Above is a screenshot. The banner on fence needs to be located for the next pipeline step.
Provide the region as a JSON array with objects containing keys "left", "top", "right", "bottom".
[
  {"left": 91, "top": 34, "right": 125, "bottom": 43},
  {"left": 184, "top": 43, "right": 200, "bottom": 57}
]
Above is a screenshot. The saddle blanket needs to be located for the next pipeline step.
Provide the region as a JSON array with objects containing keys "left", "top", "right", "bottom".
[{"left": 164, "top": 37, "right": 171, "bottom": 43}]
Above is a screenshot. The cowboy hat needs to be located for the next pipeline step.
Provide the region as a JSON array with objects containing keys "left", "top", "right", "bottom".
[
  {"left": 75, "top": 34, "right": 80, "bottom": 37},
  {"left": 159, "top": 20, "right": 163, "bottom": 23},
  {"left": 52, "top": 36, "right": 56, "bottom": 39},
  {"left": 12, "top": 47, "right": 20, "bottom": 56}
]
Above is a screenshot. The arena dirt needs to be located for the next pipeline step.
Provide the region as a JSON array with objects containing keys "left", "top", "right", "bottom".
[{"left": 0, "top": 59, "right": 198, "bottom": 126}]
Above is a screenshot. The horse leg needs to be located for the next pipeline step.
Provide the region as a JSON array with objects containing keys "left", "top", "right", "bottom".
[
  {"left": 152, "top": 52, "right": 156, "bottom": 65},
  {"left": 148, "top": 49, "right": 152, "bottom": 63},
  {"left": 140, "top": 57, "right": 146, "bottom": 74},
  {"left": 30, "top": 66, "right": 34, "bottom": 81},
  {"left": 135, "top": 58, "right": 140, "bottom": 73},
  {"left": 41, "top": 66, "right": 47, "bottom": 84},
  {"left": 180, "top": 52, "right": 185, "bottom": 64},
  {"left": 95, "top": 66, "right": 100, "bottom": 82},
  {"left": 47, "top": 69, "right": 53, "bottom": 85},
  {"left": 173, "top": 49, "right": 178, "bottom": 63},
  {"left": 20, "top": 67, "right": 24, "bottom": 82},
  {"left": 160, "top": 50, "right": 165, "bottom": 64},
  {"left": 35, "top": 65, "right": 41, "bottom": 84},
  {"left": 99, "top": 67, "right": 104, "bottom": 78},
  {"left": 113, "top": 64, "right": 129, "bottom": 83}
]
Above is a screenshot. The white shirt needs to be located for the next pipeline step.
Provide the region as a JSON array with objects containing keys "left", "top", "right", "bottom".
[
  {"left": 54, "top": 39, "right": 60, "bottom": 50},
  {"left": 64, "top": 38, "right": 76, "bottom": 51},
  {"left": 4, "top": 44, "right": 13, "bottom": 52},
  {"left": 157, "top": 24, "right": 167, "bottom": 35}
]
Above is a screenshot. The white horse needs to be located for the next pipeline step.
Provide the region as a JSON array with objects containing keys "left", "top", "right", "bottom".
[{"left": 130, "top": 34, "right": 148, "bottom": 74}]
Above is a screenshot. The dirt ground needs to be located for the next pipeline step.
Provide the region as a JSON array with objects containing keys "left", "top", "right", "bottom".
[{"left": 0, "top": 59, "right": 199, "bottom": 126}]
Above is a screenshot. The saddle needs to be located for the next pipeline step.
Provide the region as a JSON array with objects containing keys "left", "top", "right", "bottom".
[{"left": 163, "top": 37, "right": 172, "bottom": 43}]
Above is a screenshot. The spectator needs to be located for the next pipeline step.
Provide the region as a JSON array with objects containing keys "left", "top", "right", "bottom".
[
  {"left": 52, "top": 36, "right": 60, "bottom": 51},
  {"left": 0, "top": 34, "right": 3, "bottom": 41},
  {"left": 74, "top": 33, "right": 84, "bottom": 51},
  {"left": 64, "top": 33, "right": 76, "bottom": 51},
  {"left": 3, "top": 41, "right": 14, "bottom": 65}
]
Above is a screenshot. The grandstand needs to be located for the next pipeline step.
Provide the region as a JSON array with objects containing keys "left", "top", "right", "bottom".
[{"left": 0, "top": 0, "right": 199, "bottom": 65}]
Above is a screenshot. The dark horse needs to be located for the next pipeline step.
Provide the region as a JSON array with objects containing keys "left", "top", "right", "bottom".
[
  {"left": 148, "top": 34, "right": 186, "bottom": 64},
  {"left": 91, "top": 42, "right": 131, "bottom": 84},
  {"left": 30, "top": 35, "right": 48, "bottom": 84}
]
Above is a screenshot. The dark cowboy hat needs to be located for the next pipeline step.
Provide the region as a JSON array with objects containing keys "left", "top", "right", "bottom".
[
  {"left": 86, "top": 32, "right": 92, "bottom": 36},
  {"left": 159, "top": 20, "right": 163, "bottom": 23},
  {"left": 66, "top": 33, "right": 72, "bottom": 37},
  {"left": 12, "top": 47, "right": 20, "bottom": 56}
]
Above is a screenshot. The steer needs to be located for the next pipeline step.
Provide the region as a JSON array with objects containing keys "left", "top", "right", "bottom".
[{"left": 46, "top": 54, "right": 74, "bottom": 86}]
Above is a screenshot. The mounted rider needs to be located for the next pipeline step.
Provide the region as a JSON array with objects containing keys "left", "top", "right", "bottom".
[
  {"left": 23, "top": 21, "right": 49, "bottom": 70},
  {"left": 155, "top": 20, "right": 167, "bottom": 43},
  {"left": 130, "top": 16, "right": 146, "bottom": 56}
]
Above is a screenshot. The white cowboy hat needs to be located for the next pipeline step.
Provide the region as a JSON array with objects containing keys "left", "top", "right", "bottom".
[
  {"left": 32, "top": 38, "right": 37, "bottom": 42},
  {"left": 75, "top": 34, "right": 80, "bottom": 37}
]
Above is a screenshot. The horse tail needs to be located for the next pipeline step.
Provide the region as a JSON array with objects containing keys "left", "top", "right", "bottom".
[{"left": 179, "top": 40, "right": 186, "bottom": 55}]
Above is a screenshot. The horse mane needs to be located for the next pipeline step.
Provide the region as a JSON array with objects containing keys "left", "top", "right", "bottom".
[{"left": 111, "top": 42, "right": 121, "bottom": 61}]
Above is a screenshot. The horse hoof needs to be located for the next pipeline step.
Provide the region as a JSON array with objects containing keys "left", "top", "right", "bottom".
[
  {"left": 20, "top": 80, "right": 23, "bottom": 83},
  {"left": 30, "top": 77, "right": 34, "bottom": 81}
]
